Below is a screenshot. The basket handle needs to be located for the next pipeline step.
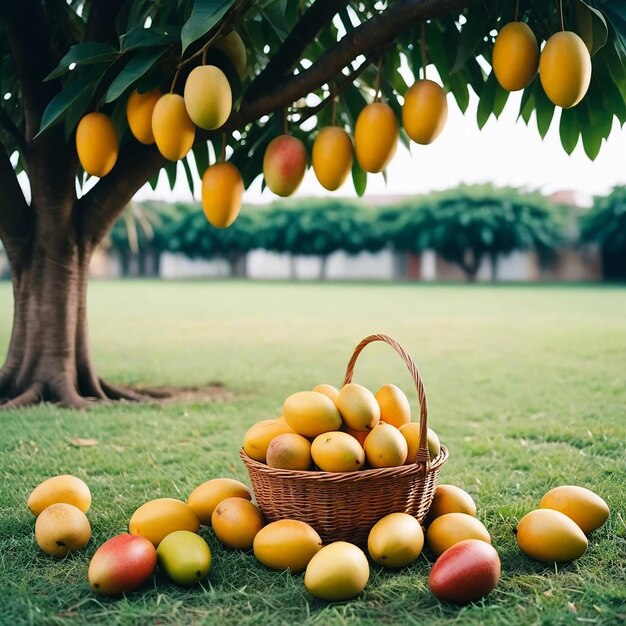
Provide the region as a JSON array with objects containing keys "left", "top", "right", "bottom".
[{"left": 343, "top": 334, "right": 430, "bottom": 469}]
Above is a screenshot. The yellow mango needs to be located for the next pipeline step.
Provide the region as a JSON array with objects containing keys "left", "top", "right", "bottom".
[
  {"left": 426, "top": 484, "right": 477, "bottom": 521},
  {"left": 492, "top": 22, "right": 539, "bottom": 91},
  {"left": 427, "top": 512, "right": 490, "bottom": 557},
  {"left": 253, "top": 519, "right": 322, "bottom": 572},
  {"left": 215, "top": 31, "right": 247, "bottom": 76},
  {"left": 283, "top": 391, "right": 342, "bottom": 438},
  {"left": 354, "top": 102, "right": 398, "bottom": 173},
  {"left": 517, "top": 509, "right": 588, "bottom": 562},
  {"left": 28, "top": 474, "right": 91, "bottom": 516},
  {"left": 126, "top": 88, "right": 162, "bottom": 144},
  {"left": 540, "top": 485, "right": 609, "bottom": 534},
  {"left": 129, "top": 498, "right": 200, "bottom": 546},
  {"left": 399, "top": 423, "right": 440, "bottom": 464},
  {"left": 211, "top": 497, "right": 264, "bottom": 550},
  {"left": 152, "top": 93, "right": 195, "bottom": 161},
  {"left": 187, "top": 478, "right": 251, "bottom": 525},
  {"left": 35, "top": 503, "right": 91, "bottom": 557},
  {"left": 312, "top": 127, "right": 353, "bottom": 191},
  {"left": 243, "top": 419, "right": 296, "bottom": 462},
  {"left": 266, "top": 433, "right": 312, "bottom": 470},
  {"left": 367, "top": 513, "right": 424, "bottom": 568},
  {"left": 375, "top": 384, "right": 411, "bottom": 428},
  {"left": 304, "top": 542, "right": 369, "bottom": 601},
  {"left": 312, "top": 383, "right": 340, "bottom": 403},
  {"left": 201, "top": 162, "right": 244, "bottom": 228},
  {"left": 311, "top": 431, "right": 365, "bottom": 472},
  {"left": 336, "top": 383, "right": 380, "bottom": 432},
  {"left": 364, "top": 422, "right": 408, "bottom": 468},
  {"left": 184, "top": 65, "right": 232, "bottom": 130},
  {"left": 76, "top": 112, "right": 118, "bottom": 177},
  {"left": 402, "top": 80, "right": 448, "bottom": 144}
]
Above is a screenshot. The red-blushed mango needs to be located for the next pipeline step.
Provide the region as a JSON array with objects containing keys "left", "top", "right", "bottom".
[
  {"left": 152, "top": 93, "right": 195, "bottom": 161},
  {"left": 211, "top": 497, "right": 264, "bottom": 550},
  {"left": 540, "top": 31, "right": 591, "bottom": 108},
  {"left": 311, "top": 431, "right": 365, "bottom": 472},
  {"left": 88, "top": 534, "right": 157, "bottom": 596},
  {"left": 429, "top": 539, "right": 500, "bottom": 605},
  {"left": 253, "top": 520, "right": 322, "bottom": 572},
  {"left": 539, "top": 485, "right": 609, "bottom": 534},
  {"left": 354, "top": 102, "right": 398, "bottom": 173},
  {"left": 129, "top": 498, "right": 200, "bottom": 547},
  {"left": 243, "top": 419, "right": 296, "bottom": 462},
  {"left": 28, "top": 474, "right": 91, "bottom": 516},
  {"left": 126, "top": 89, "right": 162, "bottom": 144},
  {"left": 364, "top": 422, "right": 408, "bottom": 468},
  {"left": 427, "top": 512, "right": 491, "bottom": 557},
  {"left": 304, "top": 541, "right": 369, "bottom": 601},
  {"left": 76, "top": 112, "right": 118, "bottom": 177},
  {"left": 215, "top": 31, "right": 247, "bottom": 76},
  {"left": 375, "top": 384, "right": 411, "bottom": 428},
  {"left": 187, "top": 478, "right": 251, "bottom": 525},
  {"left": 426, "top": 484, "right": 477, "bottom": 522},
  {"left": 367, "top": 512, "right": 424, "bottom": 568},
  {"left": 266, "top": 433, "right": 312, "bottom": 470},
  {"left": 35, "top": 503, "right": 91, "bottom": 557},
  {"left": 402, "top": 80, "right": 448, "bottom": 145},
  {"left": 492, "top": 22, "right": 539, "bottom": 91},
  {"left": 283, "top": 391, "right": 342, "bottom": 437},
  {"left": 201, "top": 162, "right": 244, "bottom": 228},
  {"left": 263, "top": 135, "right": 307, "bottom": 197},
  {"left": 312, "top": 127, "right": 353, "bottom": 191},
  {"left": 184, "top": 65, "right": 232, "bottom": 130},
  {"left": 312, "top": 383, "right": 340, "bottom": 403},
  {"left": 516, "top": 509, "right": 588, "bottom": 562},
  {"left": 336, "top": 383, "right": 380, "bottom": 432}
]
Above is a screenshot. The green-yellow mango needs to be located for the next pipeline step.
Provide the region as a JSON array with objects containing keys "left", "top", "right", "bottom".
[
  {"left": 184, "top": 65, "right": 232, "bottom": 130},
  {"left": 157, "top": 530, "right": 211, "bottom": 586},
  {"left": 336, "top": 383, "right": 380, "bottom": 432}
]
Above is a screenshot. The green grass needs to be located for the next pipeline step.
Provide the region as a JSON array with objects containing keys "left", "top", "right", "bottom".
[{"left": 1, "top": 280, "right": 625, "bottom": 626}]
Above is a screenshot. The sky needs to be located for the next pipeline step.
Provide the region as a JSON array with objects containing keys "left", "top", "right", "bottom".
[{"left": 133, "top": 87, "right": 626, "bottom": 207}]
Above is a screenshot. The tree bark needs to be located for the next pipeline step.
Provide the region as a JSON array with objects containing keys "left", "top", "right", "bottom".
[{"left": 320, "top": 255, "right": 329, "bottom": 280}]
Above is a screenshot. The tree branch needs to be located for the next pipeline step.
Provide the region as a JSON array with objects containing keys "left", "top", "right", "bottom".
[
  {"left": 233, "top": 0, "right": 474, "bottom": 128},
  {"left": 78, "top": 143, "right": 166, "bottom": 247},
  {"left": 0, "top": 106, "right": 26, "bottom": 154},
  {"left": 1, "top": 0, "right": 60, "bottom": 142},
  {"left": 247, "top": 0, "right": 350, "bottom": 98},
  {"left": 0, "top": 144, "right": 29, "bottom": 265}
]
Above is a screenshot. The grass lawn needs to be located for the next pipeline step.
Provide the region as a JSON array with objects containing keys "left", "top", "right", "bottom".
[{"left": 0, "top": 280, "right": 625, "bottom": 626}]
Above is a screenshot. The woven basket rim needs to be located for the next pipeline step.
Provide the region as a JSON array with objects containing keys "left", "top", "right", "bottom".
[{"left": 240, "top": 445, "right": 448, "bottom": 483}]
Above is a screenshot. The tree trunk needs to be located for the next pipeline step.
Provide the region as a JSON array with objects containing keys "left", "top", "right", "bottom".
[
  {"left": 289, "top": 255, "right": 297, "bottom": 279},
  {"left": 490, "top": 253, "right": 499, "bottom": 282},
  {"left": 319, "top": 255, "right": 329, "bottom": 280}
]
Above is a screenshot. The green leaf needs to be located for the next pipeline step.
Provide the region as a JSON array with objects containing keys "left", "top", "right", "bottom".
[
  {"left": 120, "top": 25, "right": 180, "bottom": 52},
  {"left": 104, "top": 47, "right": 167, "bottom": 103},
  {"left": 181, "top": 0, "right": 235, "bottom": 53},
  {"left": 578, "top": 104, "right": 603, "bottom": 160},
  {"left": 182, "top": 156, "right": 196, "bottom": 196},
  {"left": 574, "top": 0, "right": 609, "bottom": 55},
  {"left": 352, "top": 159, "right": 367, "bottom": 198},
  {"left": 476, "top": 73, "right": 497, "bottom": 129},
  {"left": 559, "top": 108, "right": 580, "bottom": 154},
  {"left": 535, "top": 83, "right": 556, "bottom": 139},
  {"left": 193, "top": 142, "right": 210, "bottom": 178},
  {"left": 451, "top": 7, "right": 489, "bottom": 74},
  {"left": 518, "top": 81, "right": 537, "bottom": 125},
  {"left": 45, "top": 43, "right": 118, "bottom": 81},
  {"left": 38, "top": 78, "right": 98, "bottom": 136},
  {"left": 165, "top": 160, "right": 178, "bottom": 190}
]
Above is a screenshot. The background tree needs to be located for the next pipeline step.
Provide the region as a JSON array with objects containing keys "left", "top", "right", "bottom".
[
  {"left": 580, "top": 186, "right": 626, "bottom": 280},
  {"left": 384, "top": 186, "right": 563, "bottom": 281},
  {"left": 0, "top": 0, "right": 624, "bottom": 407}
]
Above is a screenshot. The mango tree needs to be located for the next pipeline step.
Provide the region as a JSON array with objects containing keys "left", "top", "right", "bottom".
[{"left": 0, "top": 0, "right": 624, "bottom": 407}]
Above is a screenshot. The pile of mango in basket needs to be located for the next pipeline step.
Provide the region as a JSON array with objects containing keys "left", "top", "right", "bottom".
[{"left": 26, "top": 381, "right": 609, "bottom": 605}]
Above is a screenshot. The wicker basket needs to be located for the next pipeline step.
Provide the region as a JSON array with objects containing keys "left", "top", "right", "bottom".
[{"left": 240, "top": 333, "right": 448, "bottom": 546}]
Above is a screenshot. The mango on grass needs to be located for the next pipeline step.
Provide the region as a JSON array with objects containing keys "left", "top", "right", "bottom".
[
  {"left": 253, "top": 520, "right": 322, "bottom": 572},
  {"left": 89, "top": 534, "right": 157, "bottom": 596},
  {"left": 375, "top": 384, "right": 411, "bottom": 428},
  {"left": 266, "top": 433, "right": 312, "bottom": 470},
  {"left": 402, "top": 80, "right": 448, "bottom": 145},
  {"left": 492, "top": 22, "right": 539, "bottom": 92},
  {"left": 283, "top": 391, "right": 342, "bottom": 438},
  {"left": 212, "top": 497, "right": 264, "bottom": 550},
  {"left": 304, "top": 541, "right": 369, "bottom": 601},
  {"left": 184, "top": 65, "right": 232, "bottom": 130},
  {"left": 129, "top": 498, "right": 200, "bottom": 547},
  {"left": 152, "top": 93, "right": 195, "bottom": 161},
  {"left": 364, "top": 422, "right": 408, "bottom": 468},
  {"left": 312, "top": 126, "right": 353, "bottom": 191},
  {"left": 126, "top": 89, "right": 162, "bottom": 144},
  {"left": 187, "top": 478, "right": 251, "bottom": 526},
  {"left": 426, "top": 484, "right": 477, "bottom": 522},
  {"left": 367, "top": 513, "right": 424, "bottom": 568},
  {"left": 539, "top": 485, "right": 609, "bottom": 534},
  {"left": 35, "top": 503, "right": 91, "bottom": 557},
  {"left": 76, "top": 112, "right": 118, "bottom": 177},
  {"left": 516, "top": 509, "right": 588, "bottom": 562},
  {"left": 354, "top": 102, "right": 398, "bottom": 173},
  {"left": 426, "top": 512, "right": 491, "bottom": 557},
  {"left": 28, "top": 474, "right": 91, "bottom": 516},
  {"left": 243, "top": 419, "right": 296, "bottom": 462},
  {"left": 336, "top": 383, "right": 380, "bottom": 432},
  {"left": 311, "top": 431, "right": 365, "bottom": 472},
  {"left": 157, "top": 530, "right": 211, "bottom": 586},
  {"left": 201, "top": 162, "right": 244, "bottom": 229}
]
